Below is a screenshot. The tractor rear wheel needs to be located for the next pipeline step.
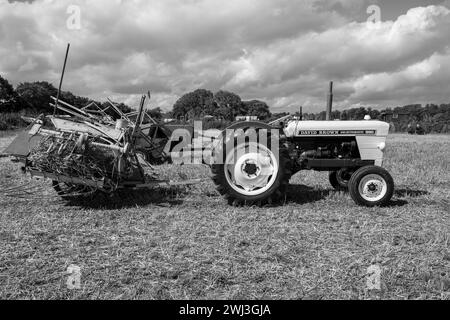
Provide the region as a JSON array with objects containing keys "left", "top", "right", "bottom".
[
  {"left": 348, "top": 166, "right": 394, "bottom": 207},
  {"left": 211, "top": 140, "right": 291, "bottom": 206}
]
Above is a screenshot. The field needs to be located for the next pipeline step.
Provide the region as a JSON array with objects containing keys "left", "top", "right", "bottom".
[{"left": 0, "top": 132, "right": 449, "bottom": 300}]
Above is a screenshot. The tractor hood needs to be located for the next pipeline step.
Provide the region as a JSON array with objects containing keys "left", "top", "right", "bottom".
[{"left": 283, "top": 120, "right": 390, "bottom": 138}]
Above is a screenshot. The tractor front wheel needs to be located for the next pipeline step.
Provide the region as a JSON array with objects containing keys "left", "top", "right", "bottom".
[{"left": 348, "top": 166, "right": 394, "bottom": 207}]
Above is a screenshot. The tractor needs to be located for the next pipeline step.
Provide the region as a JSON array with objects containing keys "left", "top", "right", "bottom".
[{"left": 209, "top": 116, "right": 394, "bottom": 207}]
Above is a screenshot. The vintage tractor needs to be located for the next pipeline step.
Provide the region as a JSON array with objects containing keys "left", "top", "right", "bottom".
[{"left": 210, "top": 117, "right": 394, "bottom": 207}]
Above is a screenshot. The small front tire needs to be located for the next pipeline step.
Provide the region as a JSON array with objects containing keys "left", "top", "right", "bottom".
[{"left": 348, "top": 166, "right": 394, "bottom": 207}]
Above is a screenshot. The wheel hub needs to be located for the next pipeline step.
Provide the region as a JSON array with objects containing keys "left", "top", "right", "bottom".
[
  {"left": 358, "top": 174, "right": 387, "bottom": 202},
  {"left": 337, "top": 169, "right": 352, "bottom": 185},
  {"left": 242, "top": 161, "right": 259, "bottom": 176}
]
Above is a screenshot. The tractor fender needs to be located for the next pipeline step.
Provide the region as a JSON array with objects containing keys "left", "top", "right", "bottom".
[
  {"left": 211, "top": 121, "right": 278, "bottom": 165},
  {"left": 214, "top": 121, "right": 275, "bottom": 147},
  {"left": 224, "top": 121, "right": 274, "bottom": 131}
]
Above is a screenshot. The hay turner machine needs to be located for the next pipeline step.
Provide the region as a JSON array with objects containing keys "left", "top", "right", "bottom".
[{"left": 2, "top": 93, "right": 200, "bottom": 199}]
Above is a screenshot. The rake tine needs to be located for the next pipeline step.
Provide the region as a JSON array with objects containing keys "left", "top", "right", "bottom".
[
  {"left": 0, "top": 184, "right": 45, "bottom": 195},
  {"left": 0, "top": 183, "right": 32, "bottom": 193}
]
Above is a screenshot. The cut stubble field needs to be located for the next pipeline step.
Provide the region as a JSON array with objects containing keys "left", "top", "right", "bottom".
[{"left": 0, "top": 132, "right": 449, "bottom": 299}]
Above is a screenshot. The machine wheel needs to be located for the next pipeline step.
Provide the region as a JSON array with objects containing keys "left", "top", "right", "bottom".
[
  {"left": 211, "top": 139, "right": 291, "bottom": 206},
  {"left": 348, "top": 166, "right": 394, "bottom": 207},
  {"left": 329, "top": 169, "right": 353, "bottom": 191}
]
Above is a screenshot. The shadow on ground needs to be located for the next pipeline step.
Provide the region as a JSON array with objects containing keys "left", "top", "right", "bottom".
[
  {"left": 286, "top": 184, "right": 331, "bottom": 204},
  {"left": 62, "top": 185, "right": 430, "bottom": 210},
  {"left": 395, "top": 188, "right": 429, "bottom": 198},
  {"left": 63, "top": 187, "right": 186, "bottom": 209},
  {"left": 285, "top": 185, "right": 429, "bottom": 207}
]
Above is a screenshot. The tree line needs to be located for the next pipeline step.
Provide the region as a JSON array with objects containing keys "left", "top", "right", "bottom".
[
  {"left": 0, "top": 75, "right": 164, "bottom": 130},
  {"left": 0, "top": 74, "right": 449, "bottom": 133},
  {"left": 171, "top": 89, "right": 271, "bottom": 121},
  {"left": 300, "top": 104, "right": 450, "bottom": 133}
]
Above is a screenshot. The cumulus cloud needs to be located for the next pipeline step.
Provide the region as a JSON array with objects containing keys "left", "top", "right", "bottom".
[{"left": 0, "top": 0, "right": 449, "bottom": 112}]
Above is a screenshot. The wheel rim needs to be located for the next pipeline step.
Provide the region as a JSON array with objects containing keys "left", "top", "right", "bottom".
[
  {"left": 224, "top": 143, "right": 279, "bottom": 196},
  {"left": 358, "top": 174, "right": 387, "bottom": 202}
]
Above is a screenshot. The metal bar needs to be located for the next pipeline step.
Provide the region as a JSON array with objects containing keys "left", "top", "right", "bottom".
[
  {"left": 131, "top": 95, "right": 146, "bottom": 139},
  {"left": 29, "top": 170, "right": 104, "bottom": 188},
  {"left": 145, "top": 91, "right": 158, "bottom": 125},
  {"left": 90, "top": 141, "right": 125, "bottom": 152},
  {"left": 326, "top": 81, "right": 333, "bottom": 121},
  {"left": 51, "top": 98, "right": 93, "bottom": 119},
  {"left": 53, "top": 43, "right": 70, "bottom": 116},
  {"left": 83, "top": 102, "right": 113, "bottom": 121},
  {"left": 121, "top": 178, "right": 203, "bottom": 189},
  {"left": 50, "top": 103, "right": 92, "bottom": 121},
  {"left": 107, "top": 98, "right": 129, "bottom": 121},
  {"left": 305, "top": 159, "right": 374, "bottom": 170}
]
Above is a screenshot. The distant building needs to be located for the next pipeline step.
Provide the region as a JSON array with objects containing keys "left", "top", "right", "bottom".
[
  {"left": 380, "top": 111, "right": 410, "bottom": 122},
  {"left": 236, "top": 116, "right": 259, "bottom": 121}
]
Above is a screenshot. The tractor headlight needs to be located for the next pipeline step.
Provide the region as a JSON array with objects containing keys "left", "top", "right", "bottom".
[{"left": 378, "top": 142, "right": 386, "bottom": 151}]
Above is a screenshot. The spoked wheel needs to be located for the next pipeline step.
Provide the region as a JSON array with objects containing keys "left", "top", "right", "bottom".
[
  {"left": 212, "top": 140, "right": 291, "bottom": 206},
  {"left": 348, "top": 166, "right": 394, "bottom": 207},
  {"left": 52, "top": 181, "right": 98, "bottom": 199},
  {"left": 329, "top": 169, "right": 354, "bottom": 191}
]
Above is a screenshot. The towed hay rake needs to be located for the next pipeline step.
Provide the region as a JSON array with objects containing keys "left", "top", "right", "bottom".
[{"left": 1, "top": 93, "right": 201, "bottom": 200}]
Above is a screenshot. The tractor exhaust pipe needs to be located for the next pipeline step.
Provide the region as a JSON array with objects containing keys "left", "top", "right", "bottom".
[{"left": 326, "top": 81, "right": 333, "bottom": 121}]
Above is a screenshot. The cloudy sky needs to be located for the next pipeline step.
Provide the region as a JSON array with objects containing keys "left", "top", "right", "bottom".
[{"left": 1, "top": 0, "right": 449, "bottom": 112}]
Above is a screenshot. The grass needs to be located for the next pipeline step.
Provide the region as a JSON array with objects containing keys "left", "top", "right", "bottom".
[{"left": 0, "top": 134, "right": 449, "bottom": 300}]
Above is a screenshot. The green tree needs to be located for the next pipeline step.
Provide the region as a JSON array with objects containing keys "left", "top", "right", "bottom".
[
  {"left": 0, "top": 75, "right": 21, "bottom": 112},
  {"left": 60, "top": 91, "right": 89, "bottom": 109},
  {"left": 172, "top": 89, "right": 214, "bottom": 120},
  {"left": 15, "top": 81, "right": 58, "bottom": 112},
  {"left": 242, "top": 100, "right": 272, "bottom": 120},
  {"left": 331, "top": 110, "right": 341, "bottom": 120},
  {"left": 148, "top": 107, "right": 163, "bottom": 120},
  {"left": 213, "top": 90, "right": 244, "bottom": 121}
]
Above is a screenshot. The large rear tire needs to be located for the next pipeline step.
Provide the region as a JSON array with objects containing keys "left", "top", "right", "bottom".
[
  {"left": 211, "top": 138, "right": 291, "bottom": 206},
  {"left": 348, "top": 166, "right": 394, "bottom": 207}
]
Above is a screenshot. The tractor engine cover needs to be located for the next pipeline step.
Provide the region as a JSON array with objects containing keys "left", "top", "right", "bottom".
[{"left": 283, "top": 120, "right": 390, "bottom": 166}]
